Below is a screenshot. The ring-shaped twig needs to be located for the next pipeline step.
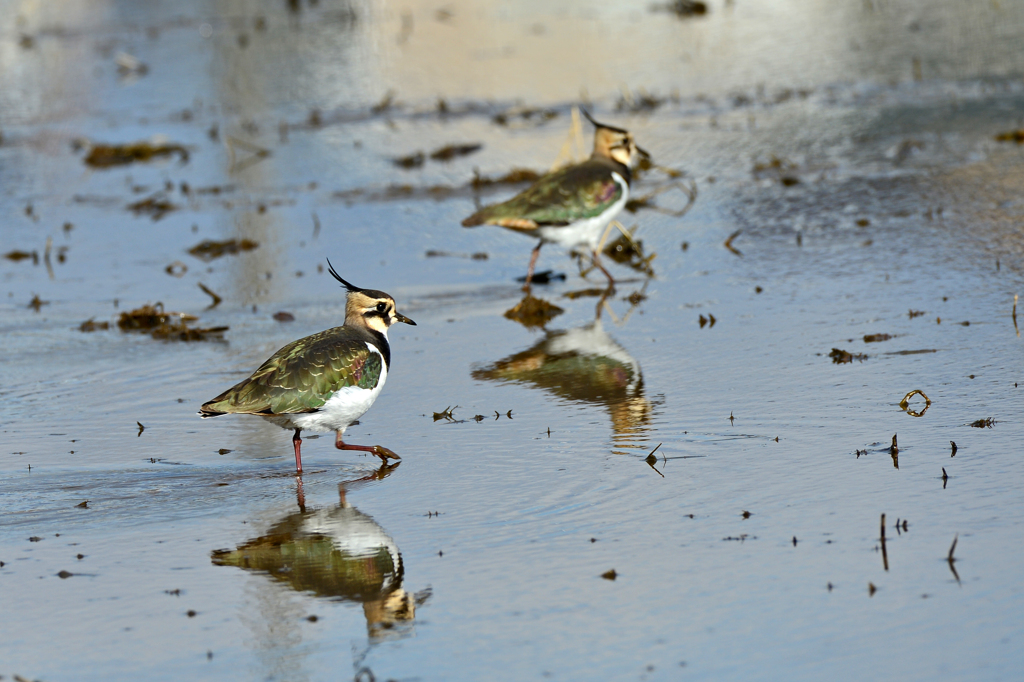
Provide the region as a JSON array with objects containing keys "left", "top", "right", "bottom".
[{"left": 899, "top": 389, "right": 932, "bottom": 417}]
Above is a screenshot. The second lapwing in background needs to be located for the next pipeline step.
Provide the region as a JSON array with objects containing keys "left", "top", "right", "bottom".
[
  {"left": 462, "top": 110, "right": 648, "bottom": 288},
  {"left": 199, "top": 260, "right": 415, "bottom": 472}
]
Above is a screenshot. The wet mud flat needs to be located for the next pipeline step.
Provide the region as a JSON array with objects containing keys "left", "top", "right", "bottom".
[{"left": 3, "top": 1, "right": 1024, "bottom": 681}]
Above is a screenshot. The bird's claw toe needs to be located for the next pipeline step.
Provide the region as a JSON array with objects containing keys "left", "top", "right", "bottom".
[{"left": 373, "top": 445, "right": 401, "bottom": 461}]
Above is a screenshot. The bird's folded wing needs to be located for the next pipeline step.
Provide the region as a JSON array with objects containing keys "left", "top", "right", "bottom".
[
  {"left": 462, "top": 162, "right": 623, "bottom": 230},
  {"left": 202, "top": 330, "right": 383, "bottom": 415}
]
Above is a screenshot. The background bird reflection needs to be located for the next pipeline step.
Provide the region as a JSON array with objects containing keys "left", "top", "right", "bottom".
[{"left": 473, "top": 318, "right": 652, "bottom": 454}]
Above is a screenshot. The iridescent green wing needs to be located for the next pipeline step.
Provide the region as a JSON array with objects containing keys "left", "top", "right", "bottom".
[
  {"left": 463, "top": 160, "right": 623, "bottom": 230},
  {"left": 204, "top": 328, "right": 383, "bottom": 415}
]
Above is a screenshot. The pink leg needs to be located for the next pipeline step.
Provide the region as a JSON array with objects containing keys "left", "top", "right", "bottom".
[
  {"left": 335, "top": 430, "right": 401, "bottom": 462},
  {"left": 523, "top": 242, "right": 543, "bottom": 290},
  {"left": 292, "top": 428, "right": 303, "bottom": 473},
  {"left": 295, "top": 476, "right": 306, "bottom": 512}
]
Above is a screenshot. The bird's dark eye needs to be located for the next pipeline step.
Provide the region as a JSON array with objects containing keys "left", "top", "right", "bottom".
[{"left": 376, "top": 302, "right": 387, "bottom": 313}]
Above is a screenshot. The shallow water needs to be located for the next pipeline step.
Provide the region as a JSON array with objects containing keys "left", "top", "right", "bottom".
[{"left": 3, "top": 1, "right": 1024, "bottom": 680}]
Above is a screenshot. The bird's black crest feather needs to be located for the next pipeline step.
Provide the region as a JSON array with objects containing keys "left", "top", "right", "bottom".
[
  {"left": 326, "top": 258, "right": 361, "bottom": 293},
  {"left": 580, "top": 108, "right": 628, "bottom": 135}
]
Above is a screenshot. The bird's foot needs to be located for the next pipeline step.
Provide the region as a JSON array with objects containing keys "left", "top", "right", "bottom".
[
  {"left": 335, "top": 434, "right": 401, "bottom": 462},
  {"left": 371, "top": 445, "right": 401, "bottom": 462}
]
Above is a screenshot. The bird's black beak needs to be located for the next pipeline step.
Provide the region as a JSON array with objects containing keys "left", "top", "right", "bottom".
[{"left": 396, "top": 312, "right": 417, "bottom": 326}]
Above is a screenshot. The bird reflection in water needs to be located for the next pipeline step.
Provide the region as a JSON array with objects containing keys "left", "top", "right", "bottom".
[
  {"left": 473, "top": 306, "right": 653, "bottom": 454},
  {"left": 211, "top": 462, "right": 429, "bottom": 642}
]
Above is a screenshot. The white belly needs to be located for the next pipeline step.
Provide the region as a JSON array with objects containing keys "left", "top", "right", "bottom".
[
  {"left": 536, "top": 172, "right": 629, "bottom": 252},
  {"left": 265, "top": 344, "right": 389, "bottom": 434}
]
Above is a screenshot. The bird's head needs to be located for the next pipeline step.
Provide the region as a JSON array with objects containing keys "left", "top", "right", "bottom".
[
  {"left": 327, "top": 259, "right": 416, "bottom": 334},
  {"left": 583, "top": 109, "right": 649, "bottom": 170}
]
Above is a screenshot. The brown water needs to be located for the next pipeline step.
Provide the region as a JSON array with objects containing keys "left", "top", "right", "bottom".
[{"left": 3, "top": 1, "right": 1024, "bottom": 680}]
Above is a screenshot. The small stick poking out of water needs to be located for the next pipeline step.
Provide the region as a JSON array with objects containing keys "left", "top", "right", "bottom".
[
  {"left": 947, "top": 534, "right": 961, "bottom": 584},
  {"left": 645, "top": 443, "right": 665, "bottom": 477},
  {"left": 879, "top": 513, "right": 889, "bottom": 571},
  {"left": 1014, "top": 294, "right": 1019, "bottom": 337},
  {"left": 950, "top": 441, "right": 957, "bottom": 457},
  {"left": 942, "top": 467, "right": 949, "bottom": 488}
]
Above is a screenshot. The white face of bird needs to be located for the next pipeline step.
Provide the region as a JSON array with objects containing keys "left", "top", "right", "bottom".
[
  {"left": 594, "top": 127, "right": 649, "bottom": 169},
  {"left": 346, "top": 290, "right": 417, "bottom": 333}
]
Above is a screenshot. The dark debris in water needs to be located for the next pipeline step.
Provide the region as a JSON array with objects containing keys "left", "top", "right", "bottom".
[
  {"left": 515, "top": 270, "right": 565, "bottom": 285},
  {"left": 150, "top": 323, "right": 228, "bottom": 341},
  {"left": 492, "top": 106, "right": 558, "bottom": 128},
  {"left": 187, "top": 238, "right": 259, "bottom": 261},
  {"left": 429, "top": 143, "right": 482, "bottom": 161},
  {"left": 863, "top": 333, "right": 893, "bottom": 343},
  {"left": 651, "top": 0, "right": 709, "bottom": 18},
  {"left": 829, "top": 348, "right": 867, "bottom": 364},
  {"left": 616, "top": 88, "right": 678, "bottom": 112},
  {"left": 28, "top": 294, "right": 49, "bottom": 311},
  {"left": 752, "top": 155, "right": 801, "bottom": 186},
  {"left": 504, "top": 295, "right": 564, "bottom": 328},
  {"left": 115, "top": 303, "right": 227, "bottom": 341},
  {"left": 127, "top": 194, "right": 178, "bottom": 221},
  {"left": 433, "top": 406, "right": 457, "bottom": 421},
  {"left": 79, "top": 318, "right": 110, "bottom": 332},
  {"left": 425, "top": 250, "right": 489, "bottom": 260},
  {"left": 84, "top": 141, "right": 189, "bottom": 168},
  {"left": 395, "top": 141, "right": 483, "bottom": 166},
  {"left": 332, "top": 168, "right": 543, "bottom": 206},
  {"left": 117, "top": 303, "right": 196, "bottom": 330},
  {"left": 994, "top": 129, "right": 1024, "bottom": 144},
  {"left": 393, "top": 151, "right": 425, "bottom": 169},
  {"left": 4, "top": 249, "right": 38, "bottom": 263},
  {"left": 969, "top": 418, "right": 995, "bottom": 428},
  {"left": 272, "top": 311, "right": 295, "bottom": 322}
]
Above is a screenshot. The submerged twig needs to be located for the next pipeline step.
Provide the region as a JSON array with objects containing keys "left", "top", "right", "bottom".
[
  {"left": 226, "top": 136, "right": 270, "bottom": 173},
  {"left": 198, "top": 282, "right": 222, "bottom": 308},
  {"left": 724, "top": 230, "right": 742, "bottom": 256}
]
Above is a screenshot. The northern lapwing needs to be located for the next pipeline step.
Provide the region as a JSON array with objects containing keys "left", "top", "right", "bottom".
[
  {"left": 199, "top": 261, "right": 415, "bottom": 472},
  {"left": 462, "top": 110, "right": 648, "bottom": 288}
]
